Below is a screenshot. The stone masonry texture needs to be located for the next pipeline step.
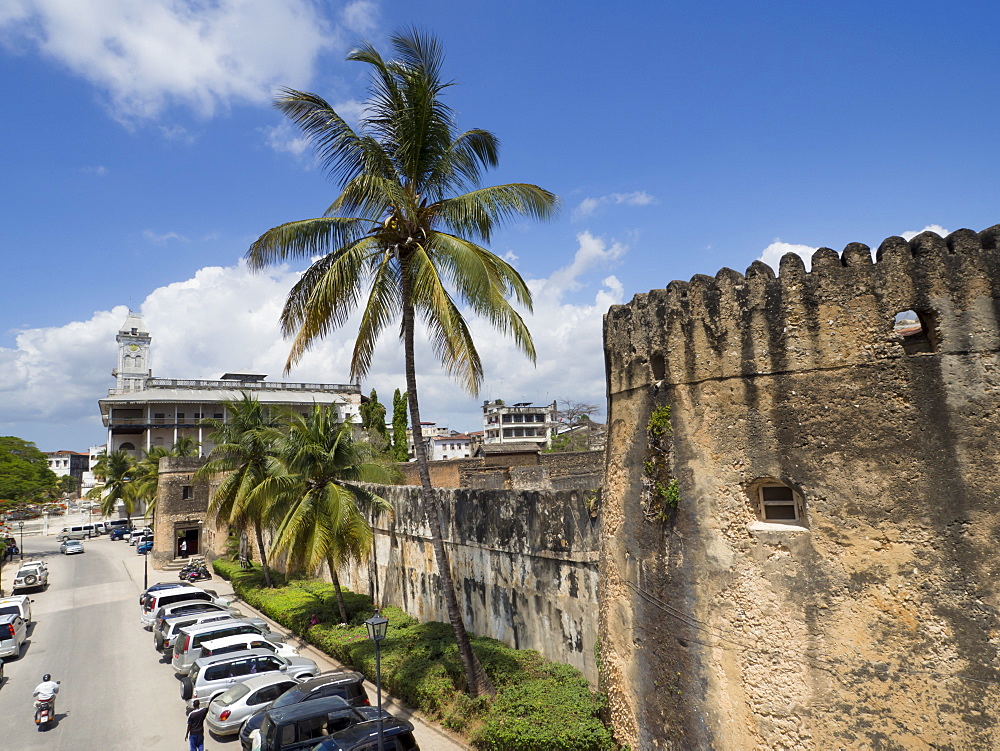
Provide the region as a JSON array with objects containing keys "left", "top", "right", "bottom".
[{"left": 600, "top": 227, "right": 1000, "bottom": 749}]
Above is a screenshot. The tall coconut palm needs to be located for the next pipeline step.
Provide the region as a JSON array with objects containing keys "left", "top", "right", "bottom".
[
  {"left": 264, "top": 406, "right": 395, "bottom": 623},
  {"left": 245, "top": 29, "right": 557, "bottom": 696},
  {"left": 91, "top": 450, "right": 136, "bottom": 524},
  {"left": 196, "top": 394, "right": 285, "bottom": 587}
]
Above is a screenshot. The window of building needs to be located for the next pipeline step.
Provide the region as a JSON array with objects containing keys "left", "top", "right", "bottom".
[
  {"left": 753, "top": 482, "right": 805, "bottom": 525},
  {"left": 176, "top": 412, "right": 185, "bottom": 419},
  {"left": 182, "top": 486, "right": 192, "bottom": 500},
  {"left": 213, "top": 413, "right": 223, "bottom": 419}
]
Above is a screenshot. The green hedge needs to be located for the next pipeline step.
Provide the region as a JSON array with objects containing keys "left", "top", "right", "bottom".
[{"left": 213, "top": 558, "right": 615, "bottom": 750}]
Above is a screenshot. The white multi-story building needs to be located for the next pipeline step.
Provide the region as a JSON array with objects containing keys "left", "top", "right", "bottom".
[
  {"left": 428, "top": 433, "right": 473, "bottom": 461},
  {"left": 98, "top": 311, "right": 362, "bottom": 457},
  {"left": 482, "top": 400, "right": 557, "bottom": 448},
  {"left": 44, "top": 450, "right": 89, "bottom": 488}
]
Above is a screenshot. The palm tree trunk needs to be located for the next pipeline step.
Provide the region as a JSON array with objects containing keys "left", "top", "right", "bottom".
[
  {"left": 254, "top": 523, "right": 274, "bottom": 588},
  {"left": 400, "top": 272, "right": 495, "bottom": 697},
  {"left": 328, "top": 557, "right": 349, "bottom": 624}
]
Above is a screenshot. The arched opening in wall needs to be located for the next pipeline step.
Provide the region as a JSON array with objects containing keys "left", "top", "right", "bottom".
[
  {"left": 746, "top": 478, "right": 807, "bottom": 527},
  {"left": 119, "top": 442, "right": 136, "bottom": 452},
  {"left": 894, "top": 309, "right": 938, "bottom": 355}
]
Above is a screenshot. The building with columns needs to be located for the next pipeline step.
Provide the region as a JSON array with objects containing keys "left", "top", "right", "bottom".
[{"left": 98, "top": 311, "right": 362, "bottom": 457}]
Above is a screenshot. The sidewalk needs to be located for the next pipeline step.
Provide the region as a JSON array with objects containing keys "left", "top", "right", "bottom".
[{"left": 121, "top": 549, "right": 471, "bottom": 751}]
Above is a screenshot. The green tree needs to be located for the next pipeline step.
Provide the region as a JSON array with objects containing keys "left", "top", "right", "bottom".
[
  {"left": 58, "top": 474, "right": 81, "bottom": 496},
  {"left": 245, "top": 30, "right": 556, "bottom": 696},
  {"left": 197, "top": 394, "right": 284, "bottom": 588},
  {"left": 0, "top": 436, "right": 59, "bottom": 501},
  {"left": 391, "top": 388, "right": 409, "bottom": 462},
  {"left": 90, "top": 450, "right": 137, "bottom": 524},
  {"left": 171, "top": 436, "right": 201, "bottom": 458},
  {"left": 359, "top": 388, "right": 390, "bottom": 452},
  {"left": 265, "top": 405, "right": 395, "bottom": 623}
]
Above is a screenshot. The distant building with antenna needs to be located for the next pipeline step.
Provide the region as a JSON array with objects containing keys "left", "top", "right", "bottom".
[{"left": 482, "top": 399, "right": 557, "bottom": 448}]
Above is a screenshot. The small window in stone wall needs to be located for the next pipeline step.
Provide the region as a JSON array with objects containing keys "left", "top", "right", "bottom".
[
  {"left": 894, "top": 309, "right": 938, "bottom": 355},
  {"left": 182, "top": 486, "right": 192, "bottom": 500},
  {"left": 750, "top": 480, "right": 806, "bottom": 526}
]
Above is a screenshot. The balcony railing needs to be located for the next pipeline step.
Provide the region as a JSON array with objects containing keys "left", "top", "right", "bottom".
[{"left": 107, "top": 378, "right": 360, "bottom": 396}]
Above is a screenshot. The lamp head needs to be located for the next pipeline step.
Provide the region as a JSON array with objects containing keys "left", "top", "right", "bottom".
[{"left": 364, "top": 611, "right": 389, "bottom": 642}]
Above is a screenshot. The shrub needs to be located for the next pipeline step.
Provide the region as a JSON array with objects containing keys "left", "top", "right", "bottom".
[{"left": 213, "top": 560, "right": 615, "bottom": 749}]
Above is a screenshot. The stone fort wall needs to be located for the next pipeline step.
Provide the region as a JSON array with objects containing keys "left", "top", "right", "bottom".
[{"left": 600, "top": 227, "right": 1000, "bottom": 749}]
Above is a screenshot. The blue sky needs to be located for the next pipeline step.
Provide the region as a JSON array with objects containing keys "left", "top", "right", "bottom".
[{"left": 2, "top": 0, "right": 998, "bottom": 451}]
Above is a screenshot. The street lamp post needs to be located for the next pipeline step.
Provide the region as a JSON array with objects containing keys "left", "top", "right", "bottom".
[
  {"left": 143, "top": 547, "right": 149, "bottom": 590},
  {"left": 18, "top": 521, "right": 24, "bottom": 561},
  {"left": 364, "top": 611, "right": 389, "bottom": 751}
]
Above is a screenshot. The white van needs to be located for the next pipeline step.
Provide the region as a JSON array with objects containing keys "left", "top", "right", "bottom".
[
  {"left": 57, "top": 526, "right": 88, "bottom": 541},
  {"left": 92, "top": 521, "right": 107, "bottom": 535}
]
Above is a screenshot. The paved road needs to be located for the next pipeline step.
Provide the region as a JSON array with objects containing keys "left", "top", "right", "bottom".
[{"left": 0, "top": 531, "right": 469, "bottom": 750}]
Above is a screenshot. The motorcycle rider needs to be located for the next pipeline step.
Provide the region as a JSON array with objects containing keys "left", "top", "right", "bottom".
[{"left": 33, "top": 673, "right": 59, "bottom": 717}]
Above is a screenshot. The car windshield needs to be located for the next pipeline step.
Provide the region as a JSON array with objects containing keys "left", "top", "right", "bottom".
[
  {"left": 270, "top": 687, "right": 304, "bottom": 709},
  {"left": 215, "top": 682, "right": 252, "bottom": 706}
]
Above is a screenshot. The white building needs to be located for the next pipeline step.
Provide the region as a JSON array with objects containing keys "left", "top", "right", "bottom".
[
  {"left": 482, "top": 400, "right": 557, "bottom": 448},
  {"left": 428, "top": 433, "right": 473, "bottom": 461},
  {"left": 98, "top": 311, "right": 362, "bottom": 457}
]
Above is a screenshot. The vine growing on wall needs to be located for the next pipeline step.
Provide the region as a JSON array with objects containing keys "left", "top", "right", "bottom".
[{"left": 642, "top": 404, "right": 677, "bottom": 521}]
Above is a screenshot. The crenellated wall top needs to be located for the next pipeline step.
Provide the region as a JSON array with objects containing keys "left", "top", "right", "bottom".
[{"left": 605, "top": 225, "right": 1000, "bottom": 393}]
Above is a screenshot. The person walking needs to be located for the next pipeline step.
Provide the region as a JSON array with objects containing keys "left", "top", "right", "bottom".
[
  {"left": 185, "top": 699, "right": 208, "bottom": 751},
  {"left": 179, "top": 539, "right": 188, "bottom": 559}
]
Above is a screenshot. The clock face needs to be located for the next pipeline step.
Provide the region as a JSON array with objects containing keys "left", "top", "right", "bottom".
[{"left": 128, "top": 344, "right": 139, "bottom": 352}]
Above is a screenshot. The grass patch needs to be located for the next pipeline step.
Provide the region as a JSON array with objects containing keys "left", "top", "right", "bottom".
[{"left": 213, "top": 558, "right": 615, "bottom": 750}]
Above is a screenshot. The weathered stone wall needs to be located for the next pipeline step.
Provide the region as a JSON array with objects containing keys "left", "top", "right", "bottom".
[
  {"left": 601, "top": 227, "right": 1000, "bottom": 749},
  {"left": 397, "top": 458, "right": 471, "bottom": 487},
  {"left": 340, "top": 483, "right": 601, "bottom": 682}
]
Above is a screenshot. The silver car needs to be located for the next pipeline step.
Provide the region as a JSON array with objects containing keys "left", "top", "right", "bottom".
[
  {"left": 172, "top": 618, "right": 279, "bottom": 675},
  {"left": 205, "top": 673, "right": 300, "bottom": 736},
  {"left": 60, "top": 539, "right": 85, "bottom": 554},
  {"left": 182, "top": 648, "right": 318, "bottom": 709},
  {"left": 0, "top": 614, "right": 27, "bottom": 659},
  {"left": 153, "top": 603, "right": 248, "bottom": 651}
]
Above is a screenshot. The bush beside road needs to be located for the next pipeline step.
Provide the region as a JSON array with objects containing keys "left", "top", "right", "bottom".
[{"left": 213, "top": 558, "right": 616, "bottom": 751}]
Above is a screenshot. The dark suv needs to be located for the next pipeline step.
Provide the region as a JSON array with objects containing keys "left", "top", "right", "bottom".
[
  {"left": 240, "top": 672, "right": 369, "bottom": 750},
  {"left": 311, "top": 718, "right": 420, "bottom": 751},
  {"left": 250, "top": 696, "right": 393, "bottom": 751}
]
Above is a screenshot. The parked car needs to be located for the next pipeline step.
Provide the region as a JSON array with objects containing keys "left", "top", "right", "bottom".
[
  {"left": 182, "top": 649, "right": 319, "bottom": 709},
  {"left": 92, "top": 521, "right": 107, "bottom": 535},
  {"left": 109, "top": 527, "right": 130, "bottom": 541},
  {"left": 130, "top": 528, "right": 153, "bottom": 546},
  {"left": 141, "top": 586, "right": 217, "bottom": 629},
  {"left": 247, "top": 696, "right": 395, "bottom": 751},
  {"left": 139, "top": 580, "right": 195, "bottom": 608},
  {"left": 137, "top": 540, "right": 154, "bottom": 555},
  {"left": 205, "top": 673, "right": 301, "bottom": 737},
  {"left": 310, "top": 718, "right": 420, "bottom": 751},
  {"left": 240, "top": 672, "right": 370, "bottom": 749},
  {"left": 152, "top": 599, "right": 245, "bottom": 650},
  {"left": 0, "top": 614, "right": 27, "bottom": 659},
  {"left": 159, "top": 612, "right": 253, "bottom": 653},
  {"left": 12, "top": 562, "right": 49, "bottom": 592},
  {"left": 0, "top": 595, "right": 33, "bottom": 624},
  {"left": 60, "top": 539, "right": 85, "bottom": 554},
  {"left": 173, "top": 618, "right": 284, "bottom": 675},
  {"left": 200, "top": 633, "right": 299, "bottom": 661}
]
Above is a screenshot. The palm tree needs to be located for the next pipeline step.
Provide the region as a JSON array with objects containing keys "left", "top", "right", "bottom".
[
  {"left": 132, "top": 446, "right": 174, "bottom": 522},
  {"left": 196, "top": 394, "right": 285, "bottom": 587},
  {"left": 245, "top": 29, "right": 557, "bottom": 696},
  {"left": 264, "top": 406, "right": 395, "bottom": 623},
  {"left": 91, "top": 450, "right": 136, "bottom": 524}
]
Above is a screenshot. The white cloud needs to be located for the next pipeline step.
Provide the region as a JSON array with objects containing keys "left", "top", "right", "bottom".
[
  {"left": 81, "top": 165, "right": 107, "bottom": 176},
  {"left": 143, "top": 229, "right": 189, "bottom": 244},
  {"left": 2, "top": 234, "right": 625, "bottom": 446},
  {"left": 0, "top": 0, "right": 354, "bottom": 124},
  {"left": 572, "top": 191, "right": 657, "bottom": 220},
  {"left": 901, "top": 224, "right": 950, "bottom": 241},
  {"left": 758, "top": 239, "right": 818, "bottom": 271}
]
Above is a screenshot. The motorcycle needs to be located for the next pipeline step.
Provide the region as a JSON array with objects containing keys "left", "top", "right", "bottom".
[
  {"left": 34, "top": 679, "right": 60, "bottom": 730},
  {"left": 180, "top": 561, "right": 212, "bottom": 583},
  {"left": 177, "top": 558, "right": 204, "bottom": 580}
]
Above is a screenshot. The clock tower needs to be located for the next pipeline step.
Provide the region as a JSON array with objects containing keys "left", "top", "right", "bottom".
[{"left": 113, "top": 310, "right": 152, "bottom": 393}]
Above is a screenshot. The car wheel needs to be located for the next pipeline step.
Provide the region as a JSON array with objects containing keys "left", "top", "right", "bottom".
[
  {"left": 24, "top": 575, "right": 37, "bottom": 586},
  {"left": 181, "top": 677, "right": 193, "bottom": 700},
  {"left": 154, "top": 633, "right": 163, "bottom": 650}
]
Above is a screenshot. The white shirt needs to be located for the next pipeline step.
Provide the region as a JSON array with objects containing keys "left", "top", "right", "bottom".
[{"left": 33, "top": 681, "right": 59, "bottom": 700}]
